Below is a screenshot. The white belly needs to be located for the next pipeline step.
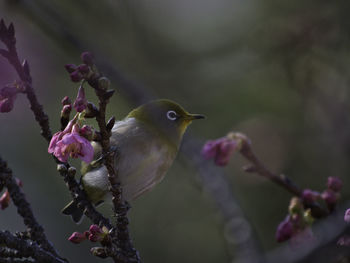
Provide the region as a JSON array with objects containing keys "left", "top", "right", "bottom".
[{"left": 82, "top": 118, "right": 177, "bottom": 202}]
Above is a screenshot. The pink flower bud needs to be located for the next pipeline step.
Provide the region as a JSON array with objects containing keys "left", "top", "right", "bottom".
[
  {"left": 0, "top": 86, "right": 19, "bottom": 113},
  {"left": 201, "top": 137, "right": 237, "bottom": 166},
  {"left": 0, "top": 86, "right": 19, "bottom": 97},
  {"left": 61, "top": 104, "right": 72, "bottom": 118},
  {"left": 70, "top": 71, "right": 83, "bottom": 82},
  {"left": 301, "top": 189, "right": 319, "bottom": 204},
  {"left": 327, "top": 177, "right": 342, "bottom": 192},
  {"left": 88, "top": 225, "right": 108, "bottom": 242},
  {"left": 276, "top": 216, "right": 294, "bottom": 242},
  {"left": 344, "top": 208, "right": 350, "bottom": 223},
  {"left": 321, "top": 189, "right": 339, "bottom": 209},
  {"left": 78, "top": 64, "right": 90, "bottom": 74},
  {"left": 61, "top": 96, "right": 71, "bottom": 106},
  {"left": 15, "top": 178, "right": 23, "bottom": 187},
  {"left": 0, "top": 98, "right": 15, "bottom": 112},
  {"left": 0, "top": 190, "right": 11, "bottom": 210},
  {"left": 64, "top": 64, "right": 77, "bottom": 74},
  {"left": 68, "top": 231, "right": 88, "bottom": 244},
  {"left": 73, "top": 86, "right": 87, "bottom": 112},
  {"left": 81, "top": 52, "right": 94, "bottom": 65},
  {"left": 338, "top": 235, "right": 350, "bottom": 247},
  {"left": 80, "top": 125, "right": 94, "bottom": 140}
]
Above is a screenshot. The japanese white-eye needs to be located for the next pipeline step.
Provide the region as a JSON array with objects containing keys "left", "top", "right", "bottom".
[{"left": 62, "top": 99, "right": 204, "bottom": 223}]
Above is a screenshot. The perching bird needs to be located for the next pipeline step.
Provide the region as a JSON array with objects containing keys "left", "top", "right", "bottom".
[{"left": 62, "top": 99, "right": 204, "bottom": 223}]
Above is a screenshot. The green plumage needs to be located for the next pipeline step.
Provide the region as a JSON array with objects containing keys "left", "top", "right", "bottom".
[{"left": 62, "top": 99, "right": 204, "bottom": 223}]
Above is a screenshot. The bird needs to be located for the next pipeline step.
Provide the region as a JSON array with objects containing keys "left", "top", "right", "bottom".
[{"left": 62, "top": 99, "right": 204, "bottom": 223}]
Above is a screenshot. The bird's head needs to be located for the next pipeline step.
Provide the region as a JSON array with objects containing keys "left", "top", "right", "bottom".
[{"left": 127, "top": 99, "right": 205, "bottom": 147}]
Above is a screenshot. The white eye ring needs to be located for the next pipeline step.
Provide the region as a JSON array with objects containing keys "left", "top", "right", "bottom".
[{"left": 166, "top": 110, "right": 177, "bottom": 121}]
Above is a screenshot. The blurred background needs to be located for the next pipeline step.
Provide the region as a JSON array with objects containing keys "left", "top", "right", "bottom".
[{"left": 1, "top": 0, "right": 350, "bottom": 262}]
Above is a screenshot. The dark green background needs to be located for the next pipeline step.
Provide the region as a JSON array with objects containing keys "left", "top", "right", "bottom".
[{"left": 1, "top": 1, "right": 350, "bottom": 262}]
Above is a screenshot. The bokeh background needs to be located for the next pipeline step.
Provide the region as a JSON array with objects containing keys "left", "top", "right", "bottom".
[{"left": 1, "top": 1, "right": 350, "bottom": 262}]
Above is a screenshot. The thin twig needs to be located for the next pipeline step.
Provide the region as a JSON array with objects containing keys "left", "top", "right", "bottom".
[
  {"left": 239, "top": 138, "right": 302, "bottom": 196},
  {"left": 238, "top": 135, "right": 329, "bottom": 218},
  {"left": 0, "top": 156, "right": 61, "bottom": 259},
  {"left": 87, "top": 73, "right": 140, "bottom": 262},
  {"left": 0, "top": 231, "right": 66, "bottom": 263}
]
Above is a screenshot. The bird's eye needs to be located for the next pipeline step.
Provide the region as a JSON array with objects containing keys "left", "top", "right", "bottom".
[{"left": 166, "top": 110, "right": 177, "bottom": 121}]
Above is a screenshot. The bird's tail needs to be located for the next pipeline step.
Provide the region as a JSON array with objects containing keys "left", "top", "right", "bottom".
[{"left": 61, "top": 200, "right": 84, "bottom": 224}]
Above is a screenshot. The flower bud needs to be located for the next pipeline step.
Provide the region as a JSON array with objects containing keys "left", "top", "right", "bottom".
[
  {"left": 338, "top": 236, "right": 350, "bottom": 247},
  {"left": 61, "top": 104, "right": 72, "bottom": 118},
  {"left": 88, "top": 225, "right": 109, "bottom": 242},
  {"left": 201, "top": 137, "right": 237, "bottom": 166},
  {"left": 81, "top": 52, "right": 94, "bottom": 65},
  {"left": 0, "top": 86, "right": 19, "bottom": 97},
  {"left": 90, "top": 247, "right": 108, "bottom": 258},
  {"left": 321, "top": 189, "right": 339, "bottom": 212},
  {"left": 73, "top": 86, "right": 87, "bottom": 112},
  {"left": 0, "top": 98, "right": 15, "bottom": 113},
  {"left": 61, "top": 96, "right": 71, "bottom": 106},
  {"left": 78, "top": 64, "right": 90, "bottom": 74},
  {"left": 70, "top": 71, "right": 83, "bottom": 82},
  {"left": 276, "top": 216, "right": 294, "bottom": 242},
  {"left": 80, "top": 125, "right": 94, "bottom": 141},
  {"left": 98, "top": 77, "right": 110, "bottom": 90},
  {"left": 57, "top": 164, "right": 67, "bottom": 173},
  {"left": 64, "top": 64, "right": 77, "bottom": 73},
  {"left": 344, "top": 208, "right": 350, "bottom": 223},
  {"left": 327, "top": 177, "right": 342, "bottom": 192},
  {"left": 0, "top": 190, "right": 11, "bottom": 210},
  {"left": 301, "top": 189, "right": 319, "bottom": 204},
  {"left": 68, "top": 167, "right": 77, "bottom": 177},
  {"left": 0, "top": 85, "right": 19, "bottom": 113},
  {"left": 68, "top": 231, "right": 88, "bottom": 244},
  {"left": 15, "top": 178, "right": 23, "bottom": 187}
]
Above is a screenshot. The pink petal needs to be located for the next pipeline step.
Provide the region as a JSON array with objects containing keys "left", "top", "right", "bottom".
[
  {"left": 48, "top": 132, "right": 62, "bottom": 153},
  {"left": 79, "top": 139, "right": 94, "bottom": 163}
]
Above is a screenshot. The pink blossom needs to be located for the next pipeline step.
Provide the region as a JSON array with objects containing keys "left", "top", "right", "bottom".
[
  {"left": 73, "top": 86, "right": 87, "bottom": 112},
  {"left": 64, "top": 64, "right": 77, "bottom": 74},
  {"left": 48, "top": 121, "right": 94, "bottom": 163},
  {"left": 0, "top": 190, "right": 11, "bottom": 210},
  {"left": 68, "top": 225, "right": 108, "bottom": 244},
  {"left": 301, "top": 189, "right": 319, "bottom": 204},
  {"left": 79, "top": 125, "right": 94, "bottom": 140},
  {"left": 0, "top": 86, "right": 19, "bottom": 113},
  {"left": 88, "top": 225, "right": 106, "bottom": 242},
  {"left": 276, "top": 216, "right": 294, "bottom": 242},
  {"left": 327, "top": 177, "right": 343, "bottom": 192},
  {"left": 61, "top": 96, "right": 71, "bottom": 106},
  {"left": 81, "top": 52, "right": 94, "bottom": 65},
  {"left": 78, "top": 64, "right": 89, "bottom": 74},
  {"left": 201, "top": 137, "right": 237, "bottom": 166},
  {"left": 338, "top": 235, "right": 350, "bottom": 247},
  {"left": 344, "top": 208, "right": 350, "bottom": 223},
  {"left": 68, "top": 231, "right": 88, "bottom": 244},
  {"left": 61, "top": 104, "right": 72, "bottom": 117},
  {"left": 321, "top": 189, "right": 339, "bottom": 206},
  {"left": 70, "top": 71, "right": 83, "bottom": 82}
]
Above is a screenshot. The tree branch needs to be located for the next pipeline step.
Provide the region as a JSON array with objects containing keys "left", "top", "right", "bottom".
[
  {"left": 0, "top": 231, "right": 66, "bottom": 263},
  {"left": 86, "top": 70, "right": 140, "bottom": 262},
  {"left": 236, "top": 133, "right": 329, "bottom": 218},
  {"left": 0, "top": 156, "right": 61, "bottom": 259}
]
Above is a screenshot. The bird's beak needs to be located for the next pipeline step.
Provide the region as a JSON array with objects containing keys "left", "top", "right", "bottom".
[{"left": 186, "top": 113, "right": 206, "bottom": 120}]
